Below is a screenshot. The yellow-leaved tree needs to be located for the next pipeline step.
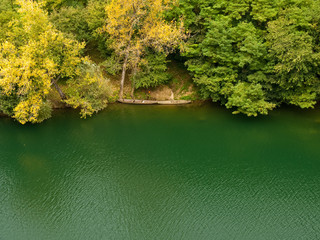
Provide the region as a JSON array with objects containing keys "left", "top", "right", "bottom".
[
  {"left": 0, "top": 0, "right": 109, "bottom": 124},
  {"left": 103, "top": 0, "right": 185, "bottom": 99}
]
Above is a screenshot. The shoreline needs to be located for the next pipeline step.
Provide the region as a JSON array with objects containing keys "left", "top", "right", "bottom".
[{"left": 2, "top": 99, "right": 320, "bottom": 124}]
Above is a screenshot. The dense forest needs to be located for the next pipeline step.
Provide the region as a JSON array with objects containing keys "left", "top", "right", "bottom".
[{"left": 1, "top": 0, "right": 320, "bottom": 123}]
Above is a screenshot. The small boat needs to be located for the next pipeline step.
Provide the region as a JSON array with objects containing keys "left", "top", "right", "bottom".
[
  {"left": 118, "top": 99, "right": 157, "bottom": 105},
  {"left": 117, "top": 99, "right": 191, "bottom": 105},
  {"left": 157, "top": 100, "right": 192, "bottom": 105}
]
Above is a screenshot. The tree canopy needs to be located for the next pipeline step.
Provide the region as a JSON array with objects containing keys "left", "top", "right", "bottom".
[
  {"left": 178, "top": 0, "right": 320, "bottom": 115},
  {"left": 0, "top": 0, "right": 109, "bottom": 124},
  {"left": 1, "top": 0, "right": 320, "bottom": 123}
]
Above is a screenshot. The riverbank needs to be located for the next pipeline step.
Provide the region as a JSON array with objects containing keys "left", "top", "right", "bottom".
[{"left": 46, "top": 59, "right": 202, "bottom": 109}]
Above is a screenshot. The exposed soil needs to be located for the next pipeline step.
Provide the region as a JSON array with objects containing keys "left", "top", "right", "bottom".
[
  {"left": 48, "top": 52, "right": 201, "bottom": 106},
  {"left": 106, "top": 60, "right": 201, "bottom": 101}
]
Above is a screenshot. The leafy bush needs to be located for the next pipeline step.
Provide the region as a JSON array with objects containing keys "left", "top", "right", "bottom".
[
  {"left": 50, "top": 6, "right": 90, "bottom": 42},
  {"left": 133, "top": 53, "right": 172, "bottom": 89}
]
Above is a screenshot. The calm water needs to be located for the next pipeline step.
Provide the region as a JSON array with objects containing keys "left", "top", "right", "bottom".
[{"left": 1, "top": 103, "right": 320, "bottom": 239}]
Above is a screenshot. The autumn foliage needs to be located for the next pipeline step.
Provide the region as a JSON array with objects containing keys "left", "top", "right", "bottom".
[
  {"left": 103, "top": 0, "right": 185, "bottom": 99},
  {"left": 0, "top": 0, "right": 109, "bottom": 124}
]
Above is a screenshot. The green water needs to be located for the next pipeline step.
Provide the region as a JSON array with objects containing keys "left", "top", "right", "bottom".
[{"left": 1, "top": 103, "right": 320, "bottom": 239}]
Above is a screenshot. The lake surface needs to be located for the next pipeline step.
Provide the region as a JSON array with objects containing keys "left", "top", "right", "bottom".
[{"left": 1, "top": 103, "right": 320, "bottom": 239}]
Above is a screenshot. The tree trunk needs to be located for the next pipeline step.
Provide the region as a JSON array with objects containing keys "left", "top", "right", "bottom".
[
  {"left": 130, "top": 63, "right": 138, "bottom": 100},
  {"left": 170, "top": 89, "right": 174, "bottom": 101},
  {"left": 119, "top": 52, "right": 129, "bottom": 100},
  {"left": 130, "top": 85, "right": 135, "bottom": 100},
  {"left": 51, "top": 76, "right": 66, "bottom": 100}
]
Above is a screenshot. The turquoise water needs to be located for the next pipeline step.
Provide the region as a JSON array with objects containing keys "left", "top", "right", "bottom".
[{"left": 1, "top": 103, "right": 320, "bottom": 239}]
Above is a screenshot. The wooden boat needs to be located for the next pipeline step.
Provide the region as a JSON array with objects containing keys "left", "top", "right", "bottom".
[
  {"left": 117, "top": 99, "right": 191, "bottom": 105},
  {"left": 157, "top": 100, "right": 191, "bottom": 105},
  {"left": 118, "top": 99, "right": 157, "bottom": 105}
]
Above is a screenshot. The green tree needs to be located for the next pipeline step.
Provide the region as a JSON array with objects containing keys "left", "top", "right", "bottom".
[
  {"left": 182, "top": 0, "right": 276, "bottom": 116},
  {"left": 0, "top": 0, "right": 17, "bottom": 41},
  {"left": 267, "top": 2, "right": 320, "bottom": 108},
  {"left": 49, "top": 6, "right": 90, "bottom": 42},
  {"left": 176, "top": 0, "right": 320, "bottom": 116},
  {"left": 133, "top": 52, "right": 172, "bottom": 89}
]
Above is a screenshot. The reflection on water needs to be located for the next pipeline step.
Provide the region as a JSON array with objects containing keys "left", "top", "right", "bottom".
[{"left": 1, "top": 103, "right": 320, "bottom": 239}]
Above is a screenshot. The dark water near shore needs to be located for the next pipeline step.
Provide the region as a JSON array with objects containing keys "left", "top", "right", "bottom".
[{"left": 1, "top": 103, "right": 320, "bottom": 239}]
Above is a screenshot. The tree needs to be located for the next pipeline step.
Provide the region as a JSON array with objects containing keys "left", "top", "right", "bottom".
[
  {"left": 49, "top": 5, "right": 90, "bottom": 42},
  {"left": 133, "top": 51, "right": 172, "bottom": 89},
  {"left": 0, "top": 0, "right": 17, "bottom": 41},
  {"left": 177, "top": 0, "right": 320, "bottom": 116},
  {"left": 181, "top": 0, "right": 277, "bottom": 116},
  {"left": 266, "top": 2, "right": 320, "bottom": 108},
  {"left": 103, "top": 0, "right": 185, "bottom": 99},
  {"left": 0, "top": 0, "right": 109, "bottom": 124},
  {"left": 40, "top": 0, "right": 88, "bottom": 12}
]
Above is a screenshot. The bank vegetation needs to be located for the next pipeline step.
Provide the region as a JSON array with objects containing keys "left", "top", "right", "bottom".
[{"left": 1, "top": 0, "right": 320, "bottom": 123}]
